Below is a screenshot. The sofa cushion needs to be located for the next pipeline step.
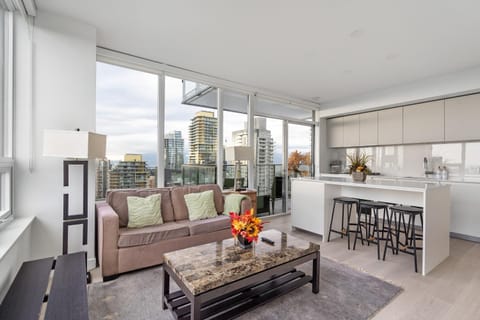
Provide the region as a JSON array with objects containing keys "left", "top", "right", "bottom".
[
  {"left": 171, "top": 184, "right": 224, "bottom": 221},
  {"left": 137, "top": 188, "right": 175, "bottom": 223},
  {"left": 117, "top": 222, "right": 189, "bottom": 248},
  {"left": 107, "top": 188, "right": 174, "bottom": 227},
  {"left": 127, "top": 194, "right": 163, "bottom": 228},
  {"left": 184, "top": 190, "right": 218, "bottom": 221},
  {"left": 177, "top": 215, "right": 230, "bottom": 236}
]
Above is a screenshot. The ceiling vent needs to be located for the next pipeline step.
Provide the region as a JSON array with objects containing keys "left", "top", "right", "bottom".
[{"left": 0, "top": 0, "right": 36, "bottom": 16}]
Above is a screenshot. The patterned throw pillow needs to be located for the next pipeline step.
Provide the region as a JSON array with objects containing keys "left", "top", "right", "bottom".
[
  {"left": 127, "top": 194, "right": 163, "bottom": 228},
  {"left": 184, "top": 190, "right": 218, "bottom": 221}
]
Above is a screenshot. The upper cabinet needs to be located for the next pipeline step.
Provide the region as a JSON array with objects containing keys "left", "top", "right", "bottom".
[
  {"left": 359, "top": 111, "right": 378, "bottom": 146},
  {"left": 325, "top": 93, "right": 480, "bottom": 148},
  {"left": 445, "top": 94, "right": 480, "bottom": 142},
  {"left": 343, "top": 114, "right": 360, "bottom": 147},
  {"left": 327, "top": 117, "right": 343, "bottom": 148},
  {"left": 378, "top": 108, "right": 403, "bottom": 145},
  {"left": 403, "top": 100, "right": 445, "bottom": 144}
]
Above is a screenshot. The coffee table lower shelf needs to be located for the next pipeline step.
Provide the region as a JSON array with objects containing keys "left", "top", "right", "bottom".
[{"left": 163, "top": 269, "right": 311, "bottom": 320}]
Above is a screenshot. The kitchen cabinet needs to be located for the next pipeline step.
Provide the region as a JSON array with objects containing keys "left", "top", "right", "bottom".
[
  {"left": 327, "top": 117, "right": 343, "bottom": 148},
  {"left": 378, "top": 108, "right": 403, "bottom": 145},
  {"left": 445, "top": 94, "right": 480, "bottom": 142},
  {"left": 343, "top": 114, "right": 360, "bottom": 147},
  {"left": 403, "top": 100, "right": 444, "bottom": 144},
  {"left": 359, "top": 111, "right": 378, "bottom": 146}
]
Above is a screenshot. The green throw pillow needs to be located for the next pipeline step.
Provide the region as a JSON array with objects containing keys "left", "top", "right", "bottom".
[
  {"left": 127, "top": 194, "right": 163, "bottom": 228},
  {"left": 184, "top": 190, "right": 218, "bottom": 221}
]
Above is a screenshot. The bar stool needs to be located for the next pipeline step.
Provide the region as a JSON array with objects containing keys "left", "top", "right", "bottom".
[
  {"left": 353, "top": 201, "right": 392, "bottom": 260},
  {"left": 386, "top": 205, "right": 424, "bottom": 273},
  {"left": 327, "top": 197, "right": 359, "bottom": 250}
]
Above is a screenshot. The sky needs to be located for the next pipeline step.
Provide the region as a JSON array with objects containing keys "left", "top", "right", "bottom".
[{"left": 96, "top": 62, "right": 312, "bottom": 167}]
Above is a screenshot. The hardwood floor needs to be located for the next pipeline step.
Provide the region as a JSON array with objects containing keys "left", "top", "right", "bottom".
[{"left": 263, "top": 214, "right": 480, "bottom": 320}]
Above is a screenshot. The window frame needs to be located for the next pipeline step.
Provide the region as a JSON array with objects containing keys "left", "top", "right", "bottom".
[
  {"left": 96, "top": 49, "right": 317, "bottom": 202},
  {"left": 0, "top": 11, "right": 14, "bottom": 223}
]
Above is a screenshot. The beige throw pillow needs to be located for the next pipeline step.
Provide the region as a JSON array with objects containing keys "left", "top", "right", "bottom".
[
  {"left": 184, "top": 190, "right": 218, "bottom": 221},
  {"left": 127, "top": 194, "right": 163, "bottom": 228}
]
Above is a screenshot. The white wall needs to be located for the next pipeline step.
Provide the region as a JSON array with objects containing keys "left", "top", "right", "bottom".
[{"left": 14, "top": 11, "right": 97, "bottom": 268}]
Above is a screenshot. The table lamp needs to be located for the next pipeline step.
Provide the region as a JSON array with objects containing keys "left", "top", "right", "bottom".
[
  {"left": 43, "top": 129, "right": 106, "bottom": 254},
  {"left": 225, "top": 146, "right": 253, "bottom": 191}
]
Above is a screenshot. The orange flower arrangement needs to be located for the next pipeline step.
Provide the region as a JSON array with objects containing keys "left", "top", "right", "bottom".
[{"left": 229, "top": 209, "right": 265, "bottom": 242}]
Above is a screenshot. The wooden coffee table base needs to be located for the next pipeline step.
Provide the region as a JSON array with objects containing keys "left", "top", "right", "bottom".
[{"left": 162, "top": 251, "right": 320, "bottom": 320}]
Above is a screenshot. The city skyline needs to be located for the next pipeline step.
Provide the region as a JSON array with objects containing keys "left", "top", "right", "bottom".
[{"left": 96, "top": 62, "right": 312, "bottom": 167}]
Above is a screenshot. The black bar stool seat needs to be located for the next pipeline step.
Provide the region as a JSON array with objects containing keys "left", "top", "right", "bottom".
[
  {"left": 360, "top": 201, "right": 390, "bottom": 209},
  {"left": 327, "top": 197, "right": 360, "bottom": 250},
  {"left": 333, "top": 197, "right": 359, "bottom": 204},
  {"left": 389, "top": 205, "right": 423, "bottom": 214}
]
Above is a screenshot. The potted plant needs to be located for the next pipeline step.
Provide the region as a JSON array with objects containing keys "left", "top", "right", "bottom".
[{"left": 347, "top": 152, "right": 371, "bottom": 182}]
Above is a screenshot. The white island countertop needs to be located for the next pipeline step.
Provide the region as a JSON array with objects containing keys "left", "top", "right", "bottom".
[
  {"left": 291, "top": 176, "right": 451, "bottom": 276},
  {"left": 320, "top": 173, "right": 480, "bottom": 185},
  {"left": 293, "top": 176, "right": 443, "bottom": 192}
]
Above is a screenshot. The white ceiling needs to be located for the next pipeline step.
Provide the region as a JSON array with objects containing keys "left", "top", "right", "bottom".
[{"left": 37, "top": 0, "right": 480, "bottom": 107}]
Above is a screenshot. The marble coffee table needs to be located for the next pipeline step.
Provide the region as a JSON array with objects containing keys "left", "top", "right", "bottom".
[{"left": 162, "top": 229, "right": 320, "bottom": 320}]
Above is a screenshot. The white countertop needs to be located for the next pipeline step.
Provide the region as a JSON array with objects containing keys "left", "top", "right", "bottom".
[
  {"left": 320, "top": 173, "right": 480, "bottom": 185},
  {"left": 293, "top": 176, "right": 444, "bottom": 192}
]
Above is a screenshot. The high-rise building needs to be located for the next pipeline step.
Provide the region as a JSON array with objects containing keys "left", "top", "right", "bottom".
[
  {"left": 108, "top": 154, "right": 148, "bottom": 189},
  {"left": 189, "top": 111, "right": 217, "bottom": 164},
  {"left": 165, "top": 130, "right": 184, "bottom": 170},
  {"left": 96, "top": 159, "right": 110, "bottom": 200},
  {"left": 231, "top": 118, "right": 274, "bottom": 197}
]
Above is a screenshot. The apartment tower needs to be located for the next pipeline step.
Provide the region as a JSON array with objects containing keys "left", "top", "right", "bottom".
[
  {"left": 188, "top": 111, "right": 217, "bottom": 164},
  {"left": 165, "top": 130, "right": 185, "bottom": 170}
]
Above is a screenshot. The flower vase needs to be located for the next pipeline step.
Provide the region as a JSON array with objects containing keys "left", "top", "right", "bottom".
[
  {"left": 352, "top": 171, "right": 366, "bottom": 182},
  {"left": 237, "top": 235, "right": 253, "bottom": 249}
]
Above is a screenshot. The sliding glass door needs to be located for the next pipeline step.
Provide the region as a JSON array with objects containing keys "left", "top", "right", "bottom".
[{"left": 287, "top": 123, "right": 313, "bottom": 210}]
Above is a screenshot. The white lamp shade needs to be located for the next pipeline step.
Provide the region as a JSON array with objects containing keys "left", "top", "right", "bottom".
[
  {"left": 225, "top": 146, "right": 254, "bottom": 162},
  {"left": 43, "top": 129, "right": 107, "bottom": 159}
]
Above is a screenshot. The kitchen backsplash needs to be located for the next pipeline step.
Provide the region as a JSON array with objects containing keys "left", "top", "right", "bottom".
[{"left": 329, "top": 142, "right": 480, "bottom": 179}]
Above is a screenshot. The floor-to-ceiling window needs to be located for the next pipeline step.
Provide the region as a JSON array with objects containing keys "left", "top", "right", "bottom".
[
  {"left": 221, "top": 90, "right": 249, "bottom": 189},
  {"left": 95, "top": 55, "right": 316, "bottom": 215},
  {"left": 95, "top": 62, "right": 158, "bottom": 199},
  {"left": 224, "top": 110, "right": 248, "bottom": 189},
  {"left": 0, "top": 10, "right": 13, "bottom": 222},
  {"left": 253, "top": 116, "right": 283, "bottom": 215},
  {"left": 255, "top": 98, "right": 314, "bottom": 215},
  {"left": 164, "top": 76, "right": 218, "bottom": 186}
]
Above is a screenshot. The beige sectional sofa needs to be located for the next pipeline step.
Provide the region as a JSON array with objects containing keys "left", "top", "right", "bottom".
[{"left": 96, "top": 184, "right": 251, "bottom": 280}]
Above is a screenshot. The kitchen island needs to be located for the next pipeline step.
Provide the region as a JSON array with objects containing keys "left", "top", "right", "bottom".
[{"left": 291, "top": 176, "right": 451, "bottom": 276}]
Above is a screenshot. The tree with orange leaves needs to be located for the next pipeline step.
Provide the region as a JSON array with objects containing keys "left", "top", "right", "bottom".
[{"left": 288, "top": 150, "right": 311, "bottom": 177}]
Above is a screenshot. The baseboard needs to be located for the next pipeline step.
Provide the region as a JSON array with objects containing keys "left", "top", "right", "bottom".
[
  {"left": 87, "top": 257, "right": 97, "bottom": 271},
  {"left": 450, "top": 232, "right": 480, "bottom": 243}
]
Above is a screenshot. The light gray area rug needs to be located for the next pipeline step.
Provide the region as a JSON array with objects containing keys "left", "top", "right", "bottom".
[{"left": 88, "top": 257, "right": 402, "bottom": 320}]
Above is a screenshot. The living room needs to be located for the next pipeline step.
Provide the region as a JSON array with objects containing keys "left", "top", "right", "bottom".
[{"left": 1, "top": 1, "right": 480, "bottom": 319}]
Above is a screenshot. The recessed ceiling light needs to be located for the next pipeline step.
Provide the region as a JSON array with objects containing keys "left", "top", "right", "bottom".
[
  {"left": 349, "top": 28, "right": 364, "bottom": 38},
  {"left": 386, "top": 53, "right": 399, "bottom": 60}
]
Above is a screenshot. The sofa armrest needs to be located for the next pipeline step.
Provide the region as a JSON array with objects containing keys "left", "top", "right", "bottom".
[{"left": 96, "top": 202, "right": 120, "bottom": 277}]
